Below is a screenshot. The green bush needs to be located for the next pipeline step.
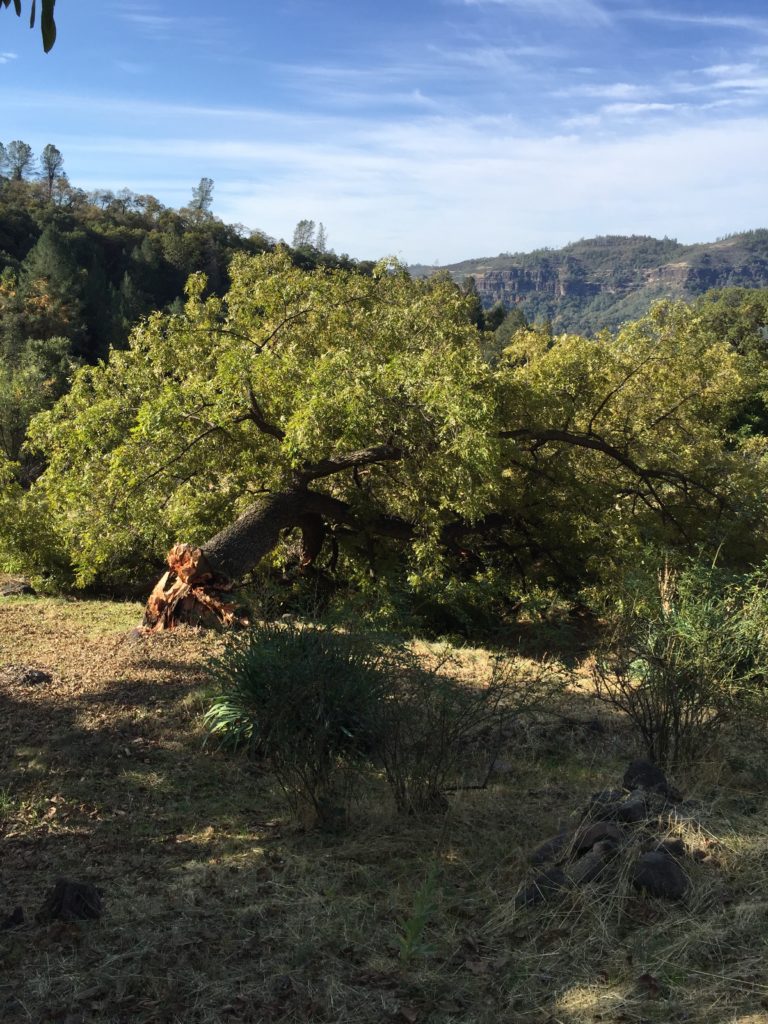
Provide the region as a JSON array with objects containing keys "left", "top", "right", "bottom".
[
  {"left": 594, "top": 560, "right": 768, "bottom": 767},
  {"left": 205, "top": 622, "right": 563, "bottom": 824},
  {"left": 204, "top": 622, "right": 390, "bottom": 828},
  {"left": 370, "top": 651, "right": 561, "bottom": 814}
]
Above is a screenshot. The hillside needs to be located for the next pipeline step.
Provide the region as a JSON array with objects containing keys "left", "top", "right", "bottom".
[{"left": 411, "top": 231, "right": 768, "bottom": 334}]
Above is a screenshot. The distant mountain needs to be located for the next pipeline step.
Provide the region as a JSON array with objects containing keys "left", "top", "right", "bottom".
[{"left": 410, "top": 231, "right": 768, "bottom": 334}]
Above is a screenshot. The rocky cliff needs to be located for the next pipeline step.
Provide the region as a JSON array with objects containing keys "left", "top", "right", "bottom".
[{"left": 410, "top": 231, "right": 768, "bottom": 334}]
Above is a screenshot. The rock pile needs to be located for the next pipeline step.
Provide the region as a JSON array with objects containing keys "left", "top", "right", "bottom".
[
  {"left": 0, "top": 580, "right": 36, "bottom": 597},
  {"left": 0, "top": 664, "right": 53, "bottom": 687},
  {"left": 515, "top": 760, "right": 696, "bottom": 909}
]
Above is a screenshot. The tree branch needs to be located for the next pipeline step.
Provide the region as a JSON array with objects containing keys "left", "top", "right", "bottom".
[{"left": 295, "top": 444, "right": 402, "bottom": 485}]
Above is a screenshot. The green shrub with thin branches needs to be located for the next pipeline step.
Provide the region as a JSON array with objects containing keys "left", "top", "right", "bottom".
[{"left": 594, "top": 560, "right": 768, "bottom": 767}]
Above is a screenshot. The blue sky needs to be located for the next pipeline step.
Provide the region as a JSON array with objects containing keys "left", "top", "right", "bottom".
[{"left": 3, "top": 0, "right": 768, "bottom": 262}]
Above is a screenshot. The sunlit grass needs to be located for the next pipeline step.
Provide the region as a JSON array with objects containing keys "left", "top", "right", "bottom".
[{"left": 2, "top": 597, "right": 768, "bottom": 1022}]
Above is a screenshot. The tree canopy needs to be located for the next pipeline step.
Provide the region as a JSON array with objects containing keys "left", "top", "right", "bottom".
[{"left": 3, "top": 253, "right": 767, "bottom": 623}]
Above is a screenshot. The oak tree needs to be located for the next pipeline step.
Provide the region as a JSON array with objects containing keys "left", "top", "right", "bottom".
[{"left": 4, "top": 255, "right": 766, "bottom": 627}]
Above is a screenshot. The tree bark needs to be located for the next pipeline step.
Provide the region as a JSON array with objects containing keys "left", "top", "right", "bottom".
[{"left": 143, "top": 489, "right": 315, "bottom": 630}]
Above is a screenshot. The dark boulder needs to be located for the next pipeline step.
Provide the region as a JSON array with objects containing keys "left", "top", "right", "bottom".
[
  {"left": 0, "top": 581, "right": 36, "bottom": 597},
  {"left": 529, "top": 831, "right": 571, "bottom": 866},
  {"left": 514, "top": 867, "right": 569, "bottom": 908},
  {"left": 623, "top": 760, "right": 669, "bottom": 795},
  {"left": 37, "top": 879, "right": 103, "bottom": 922},
  {"left": 569, "top": 840, "right": 619, "bottom": 885},
  {"left": 633, "top": 852, "right": 688, "bottom": 900},
  {"left": 572, "top": 821, "right": 623, "bottom": 855},
  {"left": 616, "top": 791, "right": 648, "bottom": 823}
]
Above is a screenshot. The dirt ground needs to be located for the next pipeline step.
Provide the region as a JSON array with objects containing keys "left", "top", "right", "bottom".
[{"left": 2, "top": 593, "right": 768, "bottom": 1024}]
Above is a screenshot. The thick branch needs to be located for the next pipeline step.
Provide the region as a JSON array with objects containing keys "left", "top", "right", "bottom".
[
  {"left": 241, "top": 384, "right": 285, "bottom": 440},
  {"left": 499, "top": 427, "right": 690, "bottom": 488},
  {"left": 295, "top": 444, "right": 403, "bottom": 485}
]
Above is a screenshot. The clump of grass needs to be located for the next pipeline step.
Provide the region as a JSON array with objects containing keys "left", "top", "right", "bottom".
[
  {"left": 204, "top": 621, "right": 390, "bottom": 828},
  {"left": 397, "top": 861, "right": 440, "bottom": 962}
]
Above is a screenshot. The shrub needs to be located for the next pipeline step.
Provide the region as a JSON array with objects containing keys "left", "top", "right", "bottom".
[
  {"left": 594, "top": 561, "right": 768, "bottom": 767},
  {"left": 205, "top": 622, "right": 564, "bottom": 824},
  {"left": 204, "top": 622, "right": 389, "bottom": 828},
  {"left": 370, "top": 651, "right": 561, "bottom": 814}
]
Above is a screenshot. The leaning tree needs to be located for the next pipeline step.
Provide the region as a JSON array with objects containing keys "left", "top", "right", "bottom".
[{"left": 4, "top": 252, "right": 766, "bottom": 627}]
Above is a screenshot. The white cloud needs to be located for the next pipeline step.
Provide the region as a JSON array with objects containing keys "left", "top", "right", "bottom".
[
  {"left": 554, "top": 82, "right": 649, "bottom": 99},
  {"left": 626, "top": 10, "right": 768, "bottom": 34},
  {"left": 0, "top": 52, "right": 17, "bottom": 64},
  {"left": 23, "top": 91, "right": 766, "bottom": 261},
  {"left": 700, "top": 63, "right": 757, "bottom": 78},
  {"left": 600, "top": 101, "right": 680, "bottom": 116},
  {"left": 114, "top": 60, "right": 146, "bottom": 75},
  {"left": 462, "top": 0, "right": 611, "bottom": 25}
]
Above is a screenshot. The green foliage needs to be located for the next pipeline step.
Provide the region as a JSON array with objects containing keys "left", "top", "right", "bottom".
[
  {"left": 3, "top": 222, "right": 768, "bottom": 611},
  {"left": 204, "top": 622, "right": 390, "bottom": 827},
  {"left": 495, "top": 299, "right": 768, "bottom": 584},
  {"left": 0, "top": 334, "right": 76, "bottom": 466},
  {"left": 594, "top": 559, "right": 768, "bottom": 766},
  {"left": 0, "top": 0, "right": 57, "bottom": 51},
  {"left": 370, "top": 651, "right": 562, "bottom": 814},
  {"left": 397, "top": 861, "right": 440, "bottom": 962},
  {"left": 11, "top": 252, "right": 493, "bottom": 586}
]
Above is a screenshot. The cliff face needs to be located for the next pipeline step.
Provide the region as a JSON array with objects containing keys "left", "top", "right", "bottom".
[{"left": 410, "top": 232, "right": 768, "bottom": 334}]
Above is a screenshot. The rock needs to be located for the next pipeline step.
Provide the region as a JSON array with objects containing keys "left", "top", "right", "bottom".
[
  {"left": 0, "top": 664, "right": 53, "bottom": 687},
  {"left": 652, "top": 838, "right": 687, "bottom": 860},
  {"left": 529, "top": 831, "right": 571, "bottom": 866},
  {"left": 0, "top": 907, "right": 24, "bottom": 930},
  {"left": 36, "top": 879, "right": 103, "bottom": 922},
  {"left": 623, "top": 760, "right": 669, "bottom": 795},
  {"left": 572, "top": 821, "right": 623, "bottom": 855},
  {"left": 633, "top": 852, "right": 688, "bottom": 900},
  {"left": 514, "top": 867, "right": 569, "bottom": 908},
  {"left": 569, "top": 840, "right": 619, "bottom": 885},
  {"left": 0, "top": 580, "right": 35, "bottom": 597},
  {"left": 616, "top": 791, "right": 648, "bottom": 823},
  {"left": 589, "top": 788, "right": 624, "bottom": 807}
]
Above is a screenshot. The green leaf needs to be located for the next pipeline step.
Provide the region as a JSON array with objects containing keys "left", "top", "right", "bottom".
[{"left": 41, "top": 0, "right": 55, "bottom": 50}]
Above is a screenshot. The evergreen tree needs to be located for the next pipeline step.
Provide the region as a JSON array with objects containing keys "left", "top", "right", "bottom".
[
  {"left": 19, "top": 225, "right": 85, "bottom": 344},
  {"left": 190, "top": 177, "right": 214, "bottom": 215},
  {"left": 39, "top": 143, "right": 64, "bottom": 199},
  {"left": 292, "top": 219, "right": 315, "bottom": 248},
  {"left": 6, "top": 141, "right": 35, "bottom": 181}
]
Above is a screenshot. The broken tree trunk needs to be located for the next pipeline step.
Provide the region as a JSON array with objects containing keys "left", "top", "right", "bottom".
[{"left": 143, "top": 489, "right": 316, "bottom": 630}]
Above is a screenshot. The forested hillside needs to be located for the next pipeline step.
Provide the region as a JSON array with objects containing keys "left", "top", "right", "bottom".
[
  {"left": 0, "top": 143, "right": 372, "bottom": 470},
  {"left": 411, "top": 231, "right": 768, "bottom": 334}
]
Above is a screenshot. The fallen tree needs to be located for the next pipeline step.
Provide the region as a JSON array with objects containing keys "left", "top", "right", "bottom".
[{"left": 3, "top": 253, "right": 766, "bottom": 626}]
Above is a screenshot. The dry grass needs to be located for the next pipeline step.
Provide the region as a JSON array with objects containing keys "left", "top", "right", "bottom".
[{"left": 1, "top": 594, "right": 768, "bottom": 1023}]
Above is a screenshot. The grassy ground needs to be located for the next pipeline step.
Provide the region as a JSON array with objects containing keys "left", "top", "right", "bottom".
[{"left": 2, "top": 593, "right": 768, "bottom": 1023}]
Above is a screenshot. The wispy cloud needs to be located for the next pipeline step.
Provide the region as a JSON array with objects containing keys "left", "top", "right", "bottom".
[
  {"left": 114, "top": 4, "right": 174, "bottom": 30},
  {"left": 114, "top": 60, "right": 147, "bottom": 76},
  {"left": 13, "top": 87, "right": 768, "bottom": 261},
  {"left": 554, "top": 82, "right": 649, "bottom": 99},
  {"left": 0, "top": 52, "right": 17, "bottom": 64},
  {"left": 112, "top": 2, "right": 227, "bottom": 46},
  {"left": 461, "top": 0, "right": 611, "bottom": 25},
  {"left": 601, "top": 101, "right": 681, "bottom": 117},
  {"left": 626, "top": 9, "right": 768, "bottom": 34}
]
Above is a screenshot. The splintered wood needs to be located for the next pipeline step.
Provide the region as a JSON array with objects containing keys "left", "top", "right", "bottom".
[{"left": 142, "top": 544, "right": 248, "bottom": 631}]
